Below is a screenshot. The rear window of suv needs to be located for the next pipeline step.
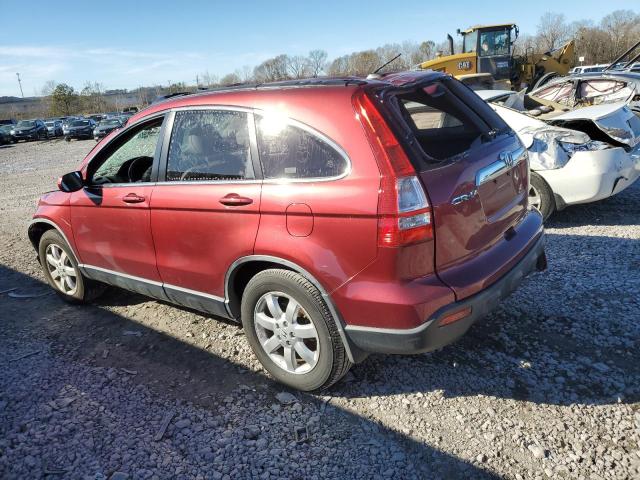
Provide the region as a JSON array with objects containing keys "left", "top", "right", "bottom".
[{"left": 255, "top": 114, "right": 348, "bottom": 180}]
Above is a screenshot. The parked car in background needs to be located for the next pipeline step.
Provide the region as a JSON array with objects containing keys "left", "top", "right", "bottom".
[
  {"left": 0, "top": 119, "right": 17, "bottom": 126},
  {"left": 477, "top": 89, "right": 640, "bottom": 219},
  {"left": 93, "top": 118, "right": 122, "bottom": 140},
  {"left": 11, "top": 119, "right": 48, "bottom": 141},
  {"left": 88, "top": 114, "right": 106, "bottom": 123},
  {"left": 64, "top": 119, "right": 96, "bottom": 141},
  {"left": 28, "top": 72, "right": 546, "bottom": 391},
  {"left": 45, "top": 119, "right": 64, "bottom": 137},
  {"left": 569, "top": 64, "right": 608, "bottom": 75},
  {"left": 0, "top": 125, "right": 15, "bottom": 144},
  {"left": 62, "top": 117, "right": 79, "bottom": 136}
]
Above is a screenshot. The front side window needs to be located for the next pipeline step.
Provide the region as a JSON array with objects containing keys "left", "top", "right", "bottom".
[
  {"left": 166, "top": 110, "right": 253, "bottom": 182},
  {"left": 255, "top": 114, "right": 348, "bottom": 179},
  {"left": 479, "top": 29, "right": 510, "bottom": 57},
  {"left": 91, "top": 117, "right": 163, "bottom": 184}
]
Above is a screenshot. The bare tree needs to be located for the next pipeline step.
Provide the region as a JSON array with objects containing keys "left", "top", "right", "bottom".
[
  {"left": 40, "top": 80, "right": 57, "bottom": 97},
  {"left": 235, "top": 65, "right": 253, "bottom": 82},
  {"left": 220, "top": 73, "right": 241, "bottom": 85},
  {"left": 287, "top": 55, "right": 310, "bottom": 79},
  {"left": 307, "top": 50, "right": 328, "bottom": 76},
  {"left": 201, "top": 71, "right": 219, "bottom": 87},
  {"left": 536, "top": 12, "right": 569, "bottom": 52},
  {"left": 600, "top": 10, "right": 640, "bottom": 61},
  {"left": 253, "top": 55, "right": 290, "bottom": 82}
]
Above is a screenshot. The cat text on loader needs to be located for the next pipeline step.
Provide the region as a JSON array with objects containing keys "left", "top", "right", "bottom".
[{"left": 416, "top": 23, "right": 575, "bottom": 91}]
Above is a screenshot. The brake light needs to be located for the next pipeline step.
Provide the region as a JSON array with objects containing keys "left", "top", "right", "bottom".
[{"left": 353, "top": 90, "right": 433, "bottom": 247}]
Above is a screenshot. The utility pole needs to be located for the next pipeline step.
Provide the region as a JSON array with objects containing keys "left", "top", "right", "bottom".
[{"left": 16, "top": 72, "right": 24, "bottom": 98}]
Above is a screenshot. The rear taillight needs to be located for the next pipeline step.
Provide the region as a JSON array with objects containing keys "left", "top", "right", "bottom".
[{"left": 353, "top": 90, "right": 433, "bottom": 247}]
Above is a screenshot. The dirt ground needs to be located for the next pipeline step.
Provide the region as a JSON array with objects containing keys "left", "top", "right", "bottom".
[{"left": 0, "top": 138, "right": 638, "bottom": 479}]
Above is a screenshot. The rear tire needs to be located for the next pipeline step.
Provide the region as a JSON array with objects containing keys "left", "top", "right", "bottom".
[
  {"left": 241, "top": 269, "right": 352, "bottom": 391},
  {"left": 39, "top": 230, "right": 105, "bottom": 303},
  {"left": 529, "top": 172, "right": 555, "bottom": 221}
]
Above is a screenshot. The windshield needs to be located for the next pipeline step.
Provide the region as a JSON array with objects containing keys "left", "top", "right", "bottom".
[
  {"left": 45, "top": 122, "right": 54, "bottom": 126},
  {"left": 462, "top": 30, "right": 478, "bottom": 53},
  {"left": 100, "top": 119, "right": 120, "bottom": 127},
  {"left": 0, "top": 125, "right": 12, "bottom": 132},
  {"left": 17, "top": 120, "right": 36, "bottom": 127},
  {"left": 479, "top": 28, "right": 510, "bottom": 57},
  {"left": 71, "top": 120, "right": 90, "bottom": 127}
]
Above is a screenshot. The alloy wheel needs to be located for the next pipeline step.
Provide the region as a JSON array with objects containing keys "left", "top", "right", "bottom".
[
  {"left": 45, "top": 244, "right": 78, "bottom": 295},
  {"left": 254, "top": 292, "right": 320, "bottom": 374}
]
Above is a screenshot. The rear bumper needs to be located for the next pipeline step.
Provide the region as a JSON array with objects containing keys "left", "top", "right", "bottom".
[
  {"left": 344, "top": 233, "right": 546, "bottom": 355},
  {"left": 538, "top": 146, "right": 640, "bottom": 207}
]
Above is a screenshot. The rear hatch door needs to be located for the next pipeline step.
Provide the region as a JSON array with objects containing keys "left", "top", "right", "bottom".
[{"left": 379, "top": 74, "right": 534, "bottom": 300}]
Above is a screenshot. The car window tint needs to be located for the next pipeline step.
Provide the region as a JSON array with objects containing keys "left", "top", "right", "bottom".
[
  {"left": 166, "top": 110, "right": 253, "bottom": 182},
  {"left": 255, "top": 114, "right": 348, "bottom": 179},
  {"left": 92, "top": 118, "right": 162, "bottom": 183}
]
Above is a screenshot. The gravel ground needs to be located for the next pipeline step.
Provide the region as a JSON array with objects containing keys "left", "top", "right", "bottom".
[{"left": 0, "top": 139, "right": 638, "bottom": 479}]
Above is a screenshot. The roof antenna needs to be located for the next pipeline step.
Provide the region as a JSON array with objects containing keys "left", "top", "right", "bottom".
[{"left": 367, "top": 53, "right": 402, "bottom": 79}]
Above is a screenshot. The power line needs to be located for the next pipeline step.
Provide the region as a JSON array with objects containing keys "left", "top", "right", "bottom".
[{"left": 16, "top": 73, "right": 24, "bottom": 98}]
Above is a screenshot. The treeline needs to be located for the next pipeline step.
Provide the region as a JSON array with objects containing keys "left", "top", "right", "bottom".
[
  {"left": 515, "top": 10, "right": 639, "bottom": 64},
  {"left": 202, "top": 9, "right": 639, "bottom": 86},
  {"left": 15, "top": 7, "right": 638, "bottom": 120}
]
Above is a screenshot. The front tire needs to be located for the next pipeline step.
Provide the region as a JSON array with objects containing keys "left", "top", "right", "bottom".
[
  {"left": 529, "top": 172, "right": 555, "bottom": 221},
  {"left": 241, "top": 269, "right": 352, "bottom": 391},
  {"left": 39, "top": 230, "right": 105, "bottom": 303}
]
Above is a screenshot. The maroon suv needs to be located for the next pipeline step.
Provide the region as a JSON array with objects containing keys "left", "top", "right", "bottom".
[{"left": 29, "top": 71, "right": 546, "bottom": 391}]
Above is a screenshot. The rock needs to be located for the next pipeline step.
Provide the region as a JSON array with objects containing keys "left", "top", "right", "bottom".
[
  {"left": 529, "top": 445, "right": 546, "bottom": 459},
  {"left": 175, "top": 419, "right": 191, "bottom": 429},
  {"left": 275, "top": 392, "right": 297, "bottom": 405},
  {"left": 110, "top": 473, "right": 129, "bottom": 480}
]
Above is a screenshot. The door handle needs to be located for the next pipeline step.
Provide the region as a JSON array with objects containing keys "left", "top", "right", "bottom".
[
  {"left": 122, "top": 193, "right": 146, "bottom": 204},
  {"left": 219, "top": 193, "right": 253, "bottom": 206}
]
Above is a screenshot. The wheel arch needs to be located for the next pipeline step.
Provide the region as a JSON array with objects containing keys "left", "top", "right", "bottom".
[
  {"left": 225, "top": 255, "right": 366, "bottom": 363},
  {"left": 28, "top": 219, "right": 79, "bottom": 263}
]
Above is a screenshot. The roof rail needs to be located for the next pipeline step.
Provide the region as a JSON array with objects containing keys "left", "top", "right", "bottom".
[{"left": 603, "top": 40, "right": 640, "bottom": 72}]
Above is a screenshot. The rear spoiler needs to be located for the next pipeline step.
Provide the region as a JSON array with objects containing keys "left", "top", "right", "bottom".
[{"left": 603, "top": 40, "right": 640, "bottom": 72}]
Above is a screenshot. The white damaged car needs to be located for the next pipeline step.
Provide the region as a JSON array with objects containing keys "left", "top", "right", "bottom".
[{"left": 477, "top": 90, "right": 640, "bottom": 219}]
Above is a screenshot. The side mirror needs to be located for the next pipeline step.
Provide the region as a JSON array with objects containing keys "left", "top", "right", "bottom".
[{"left": 58, "top": 171, "right": 84, "bottom": 192}]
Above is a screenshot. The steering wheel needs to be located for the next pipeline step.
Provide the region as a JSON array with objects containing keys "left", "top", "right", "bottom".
[{"left": 128, "top": 156, "right": 153, "bottom": 182}]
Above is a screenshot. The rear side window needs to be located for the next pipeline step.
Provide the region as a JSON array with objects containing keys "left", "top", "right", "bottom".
[
  {"left": 578, "top": 80, "right": 632, "bottom": 105},
  {"left": 533, "top": 81, "right": 575, "bottom": 105},
  {"left": 256, "top": 114, "right": 348, "bottom": 179},
  {"left": 166, "top": 110, "right": 254, "bottom": 182}
]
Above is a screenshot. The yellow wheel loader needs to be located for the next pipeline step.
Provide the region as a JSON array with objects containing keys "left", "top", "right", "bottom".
[{"left": 417, "top": 24, "right": 575, "bottom": 90}]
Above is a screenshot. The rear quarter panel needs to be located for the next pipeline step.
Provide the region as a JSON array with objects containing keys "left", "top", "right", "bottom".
[{"left": 250, "top": 88, "right": 381, "bottom": 293}]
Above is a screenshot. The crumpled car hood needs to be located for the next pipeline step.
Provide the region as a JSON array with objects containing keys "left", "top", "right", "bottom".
[
  {"left": 491, "top": 103, "right": 606, "bottom": 170},
  {"left": 547, "top": 102, "right": 640, "bottom": 148}
]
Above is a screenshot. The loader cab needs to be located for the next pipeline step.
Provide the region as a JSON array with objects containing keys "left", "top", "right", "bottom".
[{"left": 460, "top": 24, "right": 517, "bottom": 81}]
